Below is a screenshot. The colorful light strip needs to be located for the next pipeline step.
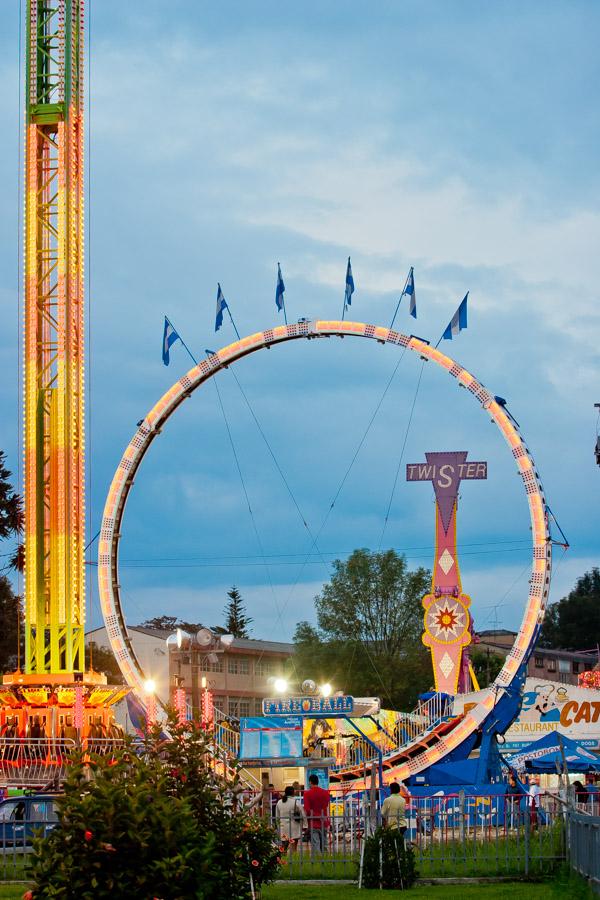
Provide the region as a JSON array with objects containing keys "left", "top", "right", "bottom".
[{"left": 98, "top": 321, "right": 551, "bottom": 778}]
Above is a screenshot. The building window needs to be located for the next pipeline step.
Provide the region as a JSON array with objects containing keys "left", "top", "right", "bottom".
[
  {"left": 573, "top": 662, "right": 580, "bottom": 674},
  {"left": 256, "top": 659, "right": 279, "bottom": 677},
  {"left": 228, "top": 657, "right": 250, "bottom": 675},
  {"left": 559, "top": 673, "right": 569, "bottom": 684},
  {"left": 200, "top": 655, "right": 223, "bottom": 673},
  {"left": 254, "top": 698, "right": 264, "bottom": 716},
  {"left": 534, "top": 656, "right": 544, "bottom": 668},
  {"left": 228, "top": 697, "right": 240, "bottom": 718},
  {"left": 546, "top": 659, "right": 556, "bottom": 672},
  {"left": 558, "top": 659, "right": 571, "bottom": 674},
  {"left": 239, "top": 700, "right": 251, "bottom": 718},
  {"left": 213, "top": 696, "right": 225, "bottom": 713}
]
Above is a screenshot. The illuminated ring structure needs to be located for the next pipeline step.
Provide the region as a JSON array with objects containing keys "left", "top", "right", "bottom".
[{"left": 98, "top": 320, "right": 551, "bottom": 780}]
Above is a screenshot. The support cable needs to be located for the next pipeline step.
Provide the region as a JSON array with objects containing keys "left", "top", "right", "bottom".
[
  {"left": 210, "top": 374, "right": 300, "bottom": 680},
  {"left": 377, "top": 359, "right": 426, "bottom": 551}
]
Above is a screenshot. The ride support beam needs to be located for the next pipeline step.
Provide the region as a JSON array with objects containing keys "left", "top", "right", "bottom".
[{"left": 23, "top": 0, "right": 85, "bottom": 675}]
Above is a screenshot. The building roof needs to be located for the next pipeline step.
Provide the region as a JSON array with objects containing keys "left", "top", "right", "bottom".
[
  {"left": 228, "top": 637, "right": 294, "bottom": 655},
  {"left": 85, "top": 625, "right": 294, "bottom": 654},
  {"left": 531, "top": 646, "right": 599, "bottom": 662},
  {"left": 85, "top": 624, "right": 169, "bottom": 641}
]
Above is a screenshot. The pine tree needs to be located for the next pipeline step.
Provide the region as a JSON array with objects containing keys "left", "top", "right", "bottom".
[{"left": 223, "top": 586, "right": 253, "bottom": 638}]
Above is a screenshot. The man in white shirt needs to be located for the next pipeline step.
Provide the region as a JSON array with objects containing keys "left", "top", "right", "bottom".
[{"left": 381, "top": 782, "right": 408, "bottom": 837}]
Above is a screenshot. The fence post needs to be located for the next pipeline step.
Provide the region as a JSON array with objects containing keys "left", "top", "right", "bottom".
[{"left": 524, "top": 801, "right": 530, "bottom": 876}]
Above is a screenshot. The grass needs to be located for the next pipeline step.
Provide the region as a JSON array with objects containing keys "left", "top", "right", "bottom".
[
  {"left": 0, "top": 888, "right": 30, "bottom": 900},
  {"left": 263, "top": 883, "right": 554, "bottom": 899}
]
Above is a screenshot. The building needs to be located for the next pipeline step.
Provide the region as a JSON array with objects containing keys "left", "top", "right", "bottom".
[
  {"left": 169, "top": 636, "right": 294, "bottom": 719},
  {"left": 85, "top": 625, "right": 170, "bottom": 703},
  {"left": 476, "top": 629, "right": 598, "bottom": 686}
]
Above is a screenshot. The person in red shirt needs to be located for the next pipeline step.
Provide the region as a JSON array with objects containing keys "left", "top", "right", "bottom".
[{"left": 303, "top": 774, "right": 330, "bottom": 853}]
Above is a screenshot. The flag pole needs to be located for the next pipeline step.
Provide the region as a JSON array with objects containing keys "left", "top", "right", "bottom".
[
  {"left": 278, "top": 262, "right": 288, "bottom": 326},
  {"left": 227, "top": 307, "right": 241, "bottom": 341},
  {"left": 166, "top": 316, "right": 199, "bottom": 366},
  {"left": 389, "top": 268, "right": 411, "bottom": 331}
]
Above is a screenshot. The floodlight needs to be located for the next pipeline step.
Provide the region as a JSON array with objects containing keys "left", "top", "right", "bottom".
[
  {"left": 196, "top": 628, "right": 213, "bottom": 646},
  {"left": 320, "top": 683, "right": 333, "bottom": 697},
  {"left": 273, "top": 678, "right": 288, "bottom": 694},
  {"left": 144, "top": 679, "right": 156, "bottom": 695}
]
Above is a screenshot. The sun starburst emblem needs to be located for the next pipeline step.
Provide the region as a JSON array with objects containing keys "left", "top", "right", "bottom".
[{"left": 425, "top": 597, "right": 467, "bottom": 643}]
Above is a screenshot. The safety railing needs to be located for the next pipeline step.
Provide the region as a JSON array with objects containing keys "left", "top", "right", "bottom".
[
  {"left": 568, "top": 810, "right": 600, "bottom": 894},
  {"left": 0, "top": 738, "right": 124, "bottom": 787},
  {"left": 256, "top": 790, "right": 567, "bottom": 881}
]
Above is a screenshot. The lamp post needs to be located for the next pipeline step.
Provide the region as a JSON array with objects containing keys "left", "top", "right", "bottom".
[
  {"left": 144, "top": 680, "right": 156, "bottom": 731},
  {"left": 168, "top": 628, "right": 233, "bottom": 724}
]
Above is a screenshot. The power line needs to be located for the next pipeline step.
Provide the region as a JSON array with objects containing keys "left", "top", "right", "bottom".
[
  {"left": 87, "top": 545, "right": 531, "bottom": 570},
  {"left": 107, "top": 537, "right": 531, "bottom": 565}
]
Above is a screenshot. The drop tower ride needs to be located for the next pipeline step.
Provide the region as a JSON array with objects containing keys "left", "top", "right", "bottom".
[{"left": 0, "top": 2, "right": 126, "bottom": 756}]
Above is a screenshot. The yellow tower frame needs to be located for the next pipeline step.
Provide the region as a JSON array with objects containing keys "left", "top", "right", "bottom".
[{"left": 23, "top": 0, "right": 85, "bottom": 675}]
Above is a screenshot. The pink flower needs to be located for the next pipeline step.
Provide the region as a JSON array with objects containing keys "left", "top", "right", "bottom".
[
  {"left": 251, "top": 859, "right": 259, "bottom": 867},
  {"left": 22, "top": 892, "right": 33, "bottom": 900}
]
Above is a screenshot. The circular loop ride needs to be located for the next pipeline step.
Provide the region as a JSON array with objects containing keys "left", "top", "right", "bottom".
[{"left": 97, "top": 319, "right": 551, "bottom": 781}]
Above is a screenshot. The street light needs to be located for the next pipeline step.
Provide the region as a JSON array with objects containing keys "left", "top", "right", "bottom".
[
  {"left": 273, "top": 678, "right": 288, "bottom": 694},
  {"left": 320, "top": 683, "right": 333, "bottom": 697},
  {"left": 167, "top": 628, "right": 234, "bottom": 721}
]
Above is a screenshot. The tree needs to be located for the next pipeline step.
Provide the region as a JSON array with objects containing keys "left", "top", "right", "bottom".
[
  {"left": 470, "top": 647, "right": 505, "bottom": 688},
  {"left": 538, "top": 568, "right": 600, "bottom": 650},
  {"left": 139, "top": 615, "right": 179, "bottom": 632},
  {"left": 223, "top": 586, "right": 253, "bottom": 638},
  {"left": 0, "top": 575, "right": 23, "bottom": 673},
  {"left": 0, "top": 452, "right": 23, "bottom": 670},
  {"left": 29, "top": 718, "right": 280, "bottom": 899},
  {"left": 294, "top": 549, "right": 431, "bottom": 710},
  {"left": 85, "top": 642, "right": 123, "bottom": 685},
  {"left": 0, "top": 450, "right": 23, "bottom": 572}
]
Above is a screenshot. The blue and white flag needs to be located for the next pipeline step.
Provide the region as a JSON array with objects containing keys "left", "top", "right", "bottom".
[
  {"left": 442, "top": 293, "right": 469, "bottom": 340},
  {"left": 275, "top": 263, "right": 285, "bottom": 312},
  {"left": 162, "top": 316, "right": 180, "bottom": 366},
  {"left": 215, "top": 283, "right": 228, "bottom": 332},
  {"left": 403, "top": 267, "right": 416, "bottom": 318},
  {"left": 344, "top": 256, "right": 355, "bottom": 308}
]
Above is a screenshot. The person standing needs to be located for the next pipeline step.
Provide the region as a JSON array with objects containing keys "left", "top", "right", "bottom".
[
  {"left": 275, "top": 786, "right": 306, "bottom": 852},
  {"left": 528, "top": 775, "right": 542, "bottom": 827},
  {"left": 303, "top": 774, "right": 331, "bottom": 854},
  {"left": 381, "top": 782, "right": 408, "bottom": 838}
]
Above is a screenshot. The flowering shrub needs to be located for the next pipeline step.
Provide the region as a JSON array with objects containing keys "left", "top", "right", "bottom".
[{"left": 28, "top": 715, "right": 279, "bottom": 899}]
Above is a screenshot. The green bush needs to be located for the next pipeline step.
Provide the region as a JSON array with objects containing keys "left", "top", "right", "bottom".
[
  {"left": 360, "top": 826, "right": 417, "bottom": 890},
  {"left": 28, "top": 717, "right": 280, "bottom": 899}
]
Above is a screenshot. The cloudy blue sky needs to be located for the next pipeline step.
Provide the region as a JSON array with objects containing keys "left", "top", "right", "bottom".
[{"left": 0, "top": 1, "right": 598, "bottom": 645}]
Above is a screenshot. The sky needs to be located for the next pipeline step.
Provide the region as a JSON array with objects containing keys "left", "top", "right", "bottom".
[{"left": 0, "top": 1, "right": 599, "bottom": 647}]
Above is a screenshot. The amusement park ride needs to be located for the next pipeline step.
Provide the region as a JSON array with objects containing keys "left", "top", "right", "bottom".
[
  {"left": 2, "top": 2, "right": 557, "bottom": 794},
  {"left": 0, "top": 2, "right": 127, "bottom": 753}
]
